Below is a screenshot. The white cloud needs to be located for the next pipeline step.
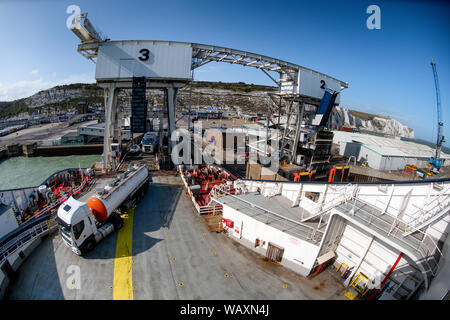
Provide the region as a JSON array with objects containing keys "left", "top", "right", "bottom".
[
  {"left": 195, "top": 65, "right": 218, "bottom": 73},
  {"left": 0, "top": 73, "right": 95, "bottom": 101},
  {"left": 30, "top": 69, "right": 39, "bottom": 75}
]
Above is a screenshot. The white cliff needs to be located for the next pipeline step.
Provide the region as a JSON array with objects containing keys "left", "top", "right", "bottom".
[{"left": 331, "top": 106, "right": 414, "bottom": 138}]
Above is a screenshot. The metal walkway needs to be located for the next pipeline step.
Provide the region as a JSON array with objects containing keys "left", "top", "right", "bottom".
[
  {"left": 334, "top": 199, "right": 443, "bottom": 286},
  {"left": 213, "top": 192, "right": 324, "bottom": 244}
]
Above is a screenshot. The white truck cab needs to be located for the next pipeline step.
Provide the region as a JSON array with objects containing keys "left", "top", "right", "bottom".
[
  {"left": 57, "top": 196, "right": 118, "bottom": 255},
  {"left": 57, "top": 197, "right": 97, "bottom": 255}
]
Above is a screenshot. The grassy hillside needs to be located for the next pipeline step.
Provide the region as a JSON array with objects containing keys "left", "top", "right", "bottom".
[
  {"left": 0, "top": 83, "right": 102, "bottom": 118},
  {"left": 189, "top": 81, "right": 277, "bottom": 93},
  {"left": 0, "top": 81, "right": 276, "bottom": 118},
  {"left": 0, "top": 81, "right": 401, "bottom": 124},
  {"left": 0, "top": 99, "right": 29, "bottom": 118}
]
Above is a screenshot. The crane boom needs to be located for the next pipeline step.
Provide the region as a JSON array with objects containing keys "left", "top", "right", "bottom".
[{"left": 430, "top": 58, "right": 445, "bottom": 170}]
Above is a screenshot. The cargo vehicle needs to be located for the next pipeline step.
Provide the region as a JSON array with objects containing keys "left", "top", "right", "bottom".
[
  {"left": 142, "top": 132, "right": 159, "bottom": 154},
  {"left": 56, "top": 165, "right": 149, "bottom": 255}
]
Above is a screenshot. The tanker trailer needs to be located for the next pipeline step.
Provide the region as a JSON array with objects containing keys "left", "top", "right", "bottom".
[{"left": 56, "top": 165, "right": 149, "bottom": 255}]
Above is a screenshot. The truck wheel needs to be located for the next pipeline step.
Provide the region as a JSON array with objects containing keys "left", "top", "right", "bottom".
[
  {"left": 82, "top": 238, "right": 95, "bottom": 254},
  {"left": 113, "top": 215, "right": 124, "bottom": 231},
  {"left": 86, "top": 240, "right": 95, "bottom": 252}
]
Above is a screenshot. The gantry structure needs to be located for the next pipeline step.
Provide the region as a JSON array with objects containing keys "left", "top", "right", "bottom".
[{"left": 70, "top": 13, "right": 348, "bottom": 172}]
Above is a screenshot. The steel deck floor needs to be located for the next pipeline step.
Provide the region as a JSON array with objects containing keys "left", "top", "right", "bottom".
[{"left": 4, "top": 183, "right": 345, "bottom": 300}]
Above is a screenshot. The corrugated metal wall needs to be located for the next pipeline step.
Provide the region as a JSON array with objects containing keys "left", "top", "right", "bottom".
[{"left": 96, "top": 41, "right": 192, "bottom": 80}]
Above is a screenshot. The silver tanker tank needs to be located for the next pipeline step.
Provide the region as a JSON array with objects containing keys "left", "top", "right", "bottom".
[{"left": 87, "top": 165, "right": 148, "bottom": 222}]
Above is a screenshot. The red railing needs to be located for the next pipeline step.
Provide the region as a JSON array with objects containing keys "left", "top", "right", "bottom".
[{"left": 33, "top": 177, "right": 91, "bottom": 219}]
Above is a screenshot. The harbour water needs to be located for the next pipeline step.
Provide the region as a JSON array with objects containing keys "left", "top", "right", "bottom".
[{"left": 0, "top": 155, "right": 101, "bottom": 190}]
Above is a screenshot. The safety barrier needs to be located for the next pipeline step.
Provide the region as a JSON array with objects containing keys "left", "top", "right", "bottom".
[
  {"left": 0, "top": 167, "right": 93, "bottom": 227},
  {"left": 179, "top": 165, "right": 228, "bottom": 216},
  {"left": 338, "top": 199, "right": 441, "bottom": 278},
  {"left": 33, "top": 176, "right": 90, "bottom": 219},
  {"left": 404, "top": 184, "right": 450, "bottom": 234},
  {"left": 336, "top": 262, "right": 349, "bottom": 278},
  {"left": 0, "top": 167, "right": 94, "bottom": 294},
  {"left": 349, "top": 272, "right": 372, "bottom": 297},
  {"left": 0, "top": 217, "right": 58, "bottom": 266},
  {"left": 213, "top": 192, "right": 325, "bottom": 244}
]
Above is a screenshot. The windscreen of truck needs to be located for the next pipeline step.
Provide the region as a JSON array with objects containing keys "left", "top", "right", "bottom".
[
  {"left": 143, "top": 137, "right": 153, "bottom": 144},
  {"left": 57, "top": 217, "right": 71, "bottom": 237}
]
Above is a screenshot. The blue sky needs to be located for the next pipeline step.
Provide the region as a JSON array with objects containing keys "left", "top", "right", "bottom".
[{"left": 0, "top": 0, "right": 449, "bottom": 145}]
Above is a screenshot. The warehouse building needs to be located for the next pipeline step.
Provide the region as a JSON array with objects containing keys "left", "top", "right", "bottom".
[
  {"left": 333, "top": 131, "right": 450, "bottom": 171},
  {"left": 78, "top": 122, "right": 132, "bottom": 143}
]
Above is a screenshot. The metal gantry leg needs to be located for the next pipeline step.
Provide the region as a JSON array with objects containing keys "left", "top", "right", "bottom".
[
  {"left": 291, "top": 101, "right": 304, "bottom": 164},
  {"left": 103, "top": 84, "right": 118, "bottom": 173},
  {"left": 166, "top": 85, "right": 178, "bottom": 153}
]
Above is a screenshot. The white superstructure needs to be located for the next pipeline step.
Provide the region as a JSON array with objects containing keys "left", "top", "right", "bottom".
[{"left": 179, "top": 165, "right": 450, "bottom": 300}]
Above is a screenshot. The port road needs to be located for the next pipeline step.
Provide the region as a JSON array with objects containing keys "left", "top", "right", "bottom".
[{"left": 0, "top": 120, "right": 97, "bottom": 147}]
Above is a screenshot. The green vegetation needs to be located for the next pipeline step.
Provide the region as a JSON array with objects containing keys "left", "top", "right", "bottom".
[
  {"left": 0, "top": 83, "right": 102, "bottom": 118},
  {"left": 34, "top": 96, "right": 103, "bottom": 113},
  {"left": 188, "top": 81, "right": 277, "bottom": 93},
  {"left": 0, "top": 81, "right": 276, "bottom": 119},
  {"left": 2, "top": 81, "right": 401, "bottom": 126},
  {"left": 0, "top": 99, "right": 30, "bottom": 118},
  {"left": 52, "top": 83, "right": 98, "bottom": 90}
]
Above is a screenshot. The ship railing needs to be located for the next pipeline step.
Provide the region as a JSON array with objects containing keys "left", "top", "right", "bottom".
[
  {"left": 212, "top": 193, "right": 325, "bottom": 244},
  {"left": 33, "top": 192, "right": 68, "bottom": 219},
  {"left": 351, "top": 188, "right": 449, "bottom": 246},
  {"left": 179, "top": 166, "right": 210, "bottom": 214},
  {"left": 179, "top": 167, "right": 231, "bottom": 216},
  {"left": 301, "top": 184, "right": 355, "bottom": 222},
  {"left": 0, "top": 217, "right": 58, "bottom": 266},
  {"left": 402, "top": 187, "right": 450, "bottom": 234},
  {"left": 340, "top": 198, "right": 441, "bottom": 277},
  {"left": 33, "top": 177, "right": 89, "bottom": 219},
  {"left": 347, "top": 196, "right": 443, "bottom": 254},
  {"left": 205, "top": 183, "right": 236, "bottom": 206},
  {"left": 179, "top": 167, "right": 199, "bottom": 212},
  {"left": 204, "top": 185, "right": 218, "bottom": 206},
  {"left": 199, "top": 204, "right": 223, "bottom": 215}
]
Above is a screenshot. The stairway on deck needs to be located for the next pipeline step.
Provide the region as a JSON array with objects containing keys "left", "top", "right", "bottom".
[{"left": 335, "top": 199, "right": 443, "bottom": 285}]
